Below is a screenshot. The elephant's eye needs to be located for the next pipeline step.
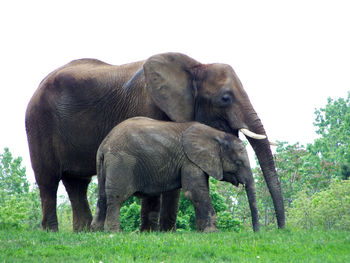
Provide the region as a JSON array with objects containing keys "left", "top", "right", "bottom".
[{"left": 217, "top": 93, "right": 233, "bottom": 107}]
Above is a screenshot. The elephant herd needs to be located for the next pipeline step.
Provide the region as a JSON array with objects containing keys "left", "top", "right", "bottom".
[{"left": 25, "top": 52, "right": 285, "bottom": 232}]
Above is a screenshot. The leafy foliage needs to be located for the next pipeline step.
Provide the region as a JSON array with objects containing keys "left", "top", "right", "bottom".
[
  {"left": 217, "top": 211, "right": 243, "bottom": 232},
  {"left": 0, "top": 148, "right": 41, "bottom": 230},
  {"left": 288, "top": 179, "right": 350, "bottom": 230},
  {"left": 0, "top": 148, "right": 29, "bottom": 194},
  {"left": 57, "top": 196, "right": 73, "bottom": 231},
  {"left": 120, "top": 200, "right": 141, "bottom": 231},
  {"left": 312, "top": 92, "right": 350, "bottom": 179},
  {"left": 247, "top": 93, "right": 350, "bottom": 228}
]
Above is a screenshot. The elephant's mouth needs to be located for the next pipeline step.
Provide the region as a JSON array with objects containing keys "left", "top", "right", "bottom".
[{"left": 226, "top": 119, "right": 268, "bottom": 142}]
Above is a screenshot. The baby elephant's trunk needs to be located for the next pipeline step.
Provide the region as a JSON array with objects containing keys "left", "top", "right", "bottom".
[{"left": 245, "top": 181, "right": 260, "bottom": 232}]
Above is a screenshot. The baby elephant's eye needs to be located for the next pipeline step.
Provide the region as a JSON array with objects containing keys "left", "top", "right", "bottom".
[{"left": 234, "top": 160, "right": 243, "bottom": 167}]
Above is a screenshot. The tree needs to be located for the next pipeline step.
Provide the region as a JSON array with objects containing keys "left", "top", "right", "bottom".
[
  {"left": 312, "top": 92, "right": 350, "bottom": 179},
  {"left": 0, "top": 148, "right": 29, "bottom": 195},
  {"left": 249, "top": 93, "right": 350, "bottom": 227},
  {"left": 288, "top": 179, "right": 350, "bottom": 230},
  {"left": 252, "top": 141, "right": 342, "bottom": 226},
  {"left": 0, "top": 148, "right": 41, "bottom": 230}
]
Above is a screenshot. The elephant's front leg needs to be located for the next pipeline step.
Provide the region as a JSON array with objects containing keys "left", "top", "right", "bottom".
[
  {"left": 182, "top": 164, "right": 218, "bottom": 232},
  {"left": 140, "top": 196, "right": 160, "bottom": 231}
]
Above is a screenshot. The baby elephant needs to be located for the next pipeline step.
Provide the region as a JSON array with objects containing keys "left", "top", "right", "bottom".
[{"left": 91, "top": 117, "right": 259, "bottom": 232}]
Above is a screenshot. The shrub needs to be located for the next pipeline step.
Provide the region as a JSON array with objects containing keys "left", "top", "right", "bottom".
[
  {"left": 0, "top": 190, "right": 41, "bottom": 230},
  {"left": 120, "top": 201, "right": 141, "bottom": 232},
  {"left": 288, "top": 179, "right": 350, "bottom": 230},
  {"left": 217, "top": 211, "right": 243, "bottom": 232}
]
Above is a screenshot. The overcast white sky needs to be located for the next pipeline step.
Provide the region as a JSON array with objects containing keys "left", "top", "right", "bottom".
[{"left": 1, "top": 0, "right": 349, "bottom": 190}]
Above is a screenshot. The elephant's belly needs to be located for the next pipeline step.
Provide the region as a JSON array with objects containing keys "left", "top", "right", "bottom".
[
  {"left": 59, "top": 148, "right": 97, "bottom": 178},
  {"left": 136, "top": 171, "right": 182, "bottom": 196}
]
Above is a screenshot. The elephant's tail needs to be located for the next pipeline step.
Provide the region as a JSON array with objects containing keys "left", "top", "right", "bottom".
[{"left": 91, "top": 152, "right": 107, "bottom": 230}]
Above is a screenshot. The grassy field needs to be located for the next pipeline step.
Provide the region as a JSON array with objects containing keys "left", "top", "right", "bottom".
[{"left": 1, "top": 228, "right": 349, "bottom": 262}]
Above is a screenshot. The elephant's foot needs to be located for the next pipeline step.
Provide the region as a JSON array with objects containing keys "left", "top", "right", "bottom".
[
  {"left": 203, "top": 226, "right": 219, "bottom": 233},
  {"left": 105, "top": 222, "right": 122, "bottom": 232},
  {"left": 140, "top": 211, "right": 159, "bottom": 232},
  {"left": 159, "top": 218, "right": 176, "bottom": 232},
  {"left": 73, "top": 214, "right": 93, "bottom": 232},
  {"left": 41, "top": 210, "right": 59, "bottom": 232},
  {"left": 140, "top": 197, "right": 160, "bottom": 232},
  {"left": 196, "top": 213, "right": 218, "bottom": 232},
  {"left": 42, "top": 222, "right": 59, "bottom": 232},
  {"left": 159, "top": 209, "right": 177, "bottom": 232},
  {"left": 90, "top": 219, "right": 105, "bottom": 232}
]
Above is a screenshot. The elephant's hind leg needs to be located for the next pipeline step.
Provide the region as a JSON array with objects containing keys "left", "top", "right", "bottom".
[
  {"left": 62, "top": 176, "right": 92, "bottom": 231},
  {"left": 38, "top": 179, "right": 60, "bottom": 231},
  {"left": 104, "top": 185, "right": 134, "bottom": 232}
]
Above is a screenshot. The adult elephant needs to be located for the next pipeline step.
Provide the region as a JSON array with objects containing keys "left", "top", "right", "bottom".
[{"left": 25, "top": 52, "right": 285, "bottom": 231}]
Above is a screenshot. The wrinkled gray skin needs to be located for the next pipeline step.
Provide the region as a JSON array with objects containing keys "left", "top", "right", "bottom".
[
  {"left": 25, "top": 52, "right": 284, "bottom": 232},
  {"left": 91, "top": 117, "right": 259, "bottom": 232}
]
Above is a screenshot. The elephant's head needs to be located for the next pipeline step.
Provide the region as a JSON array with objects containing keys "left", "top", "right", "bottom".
[
  {"left": 182, "top": 123, "right": 252, "bottom": 185},
  {"left": 143, "top": 52, "right": 284, "bottom": 228},
  {"left": 182, "top": 123, "right": 259, "bottom": 231}
]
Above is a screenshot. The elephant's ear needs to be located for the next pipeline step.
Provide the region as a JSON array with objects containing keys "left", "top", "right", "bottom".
[
  {"left": 143, "top": 53, "right": 201, "bottom": 122},
  {"left": 182, "top": 123, "right": 223, "bottom": 180}
]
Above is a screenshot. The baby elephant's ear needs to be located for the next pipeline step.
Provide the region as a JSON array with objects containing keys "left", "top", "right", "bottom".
[{"left": 182, "top": 123, "right": 223, "bottom": 180}]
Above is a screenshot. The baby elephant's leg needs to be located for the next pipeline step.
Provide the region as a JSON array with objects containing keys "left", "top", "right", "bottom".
[
  {"left": 105, "top": 184, "right": 134, "bottom": 231},
  {"left": 105, "top": 194, "right": 125, "bottom": 231},
  {"left": 104, "top": 154, "right": 136, "bottom": 232},
  {"left": 182, "top": 165, "right": 218, "bottom": 232}
]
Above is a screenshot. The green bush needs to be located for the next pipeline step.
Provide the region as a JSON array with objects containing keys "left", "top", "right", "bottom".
[
  {"left": 0, "top": 190, "right": 41, "bottom": 230},
  {"left": 0, "top": 148, "right": 41, "bottom": 230},
  {"left": 120, "top": 201, "right": 141, "bottom": 231},
  {"left": 217, "top": 211, "right": 243, "bottom": 232},
  {"left": 288, "top": 179, "right": 350, "bottom": 230}
]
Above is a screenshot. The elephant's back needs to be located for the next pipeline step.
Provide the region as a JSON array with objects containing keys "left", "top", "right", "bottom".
[
  {"left": 107, "top": 117, "right": 192, "bottom": 141},
  {"left": 100, "top": 117, "right": 192, "bottom": 154},
  {"left": 30, "top": 58, "right": 144, "bottom": 102},
  {"left": 26, "top": 59, "right": 144, "bottom": 127}
]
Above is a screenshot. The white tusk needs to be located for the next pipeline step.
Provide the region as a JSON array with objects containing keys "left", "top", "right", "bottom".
[
  {"left": 269, "top": 141, "right": 279, "bottom": 146},
  {"left": 239, "top": 128, "right": 266, "bottom": 140}
]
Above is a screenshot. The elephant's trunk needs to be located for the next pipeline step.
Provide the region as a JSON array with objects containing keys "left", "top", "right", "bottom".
[
  {"left": 232, "top": 96, "right": 285, "bottom": 228},
  {"left": 245, "top": 116, "right": 285, "bottom": 228}
]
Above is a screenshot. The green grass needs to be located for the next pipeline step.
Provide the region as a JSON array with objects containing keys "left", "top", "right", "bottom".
[{"left": 1, "top": 228, "right": 349, "bottom": 262}]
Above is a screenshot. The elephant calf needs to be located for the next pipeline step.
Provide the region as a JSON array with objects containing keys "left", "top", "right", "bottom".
[{"left": 91, "top": 117, "right": 259, "bottom": 232}]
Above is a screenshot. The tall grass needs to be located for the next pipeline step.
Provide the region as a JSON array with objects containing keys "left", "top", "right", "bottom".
[{"left": 1, "top": 228, "right": 349, "bottom": 262}]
